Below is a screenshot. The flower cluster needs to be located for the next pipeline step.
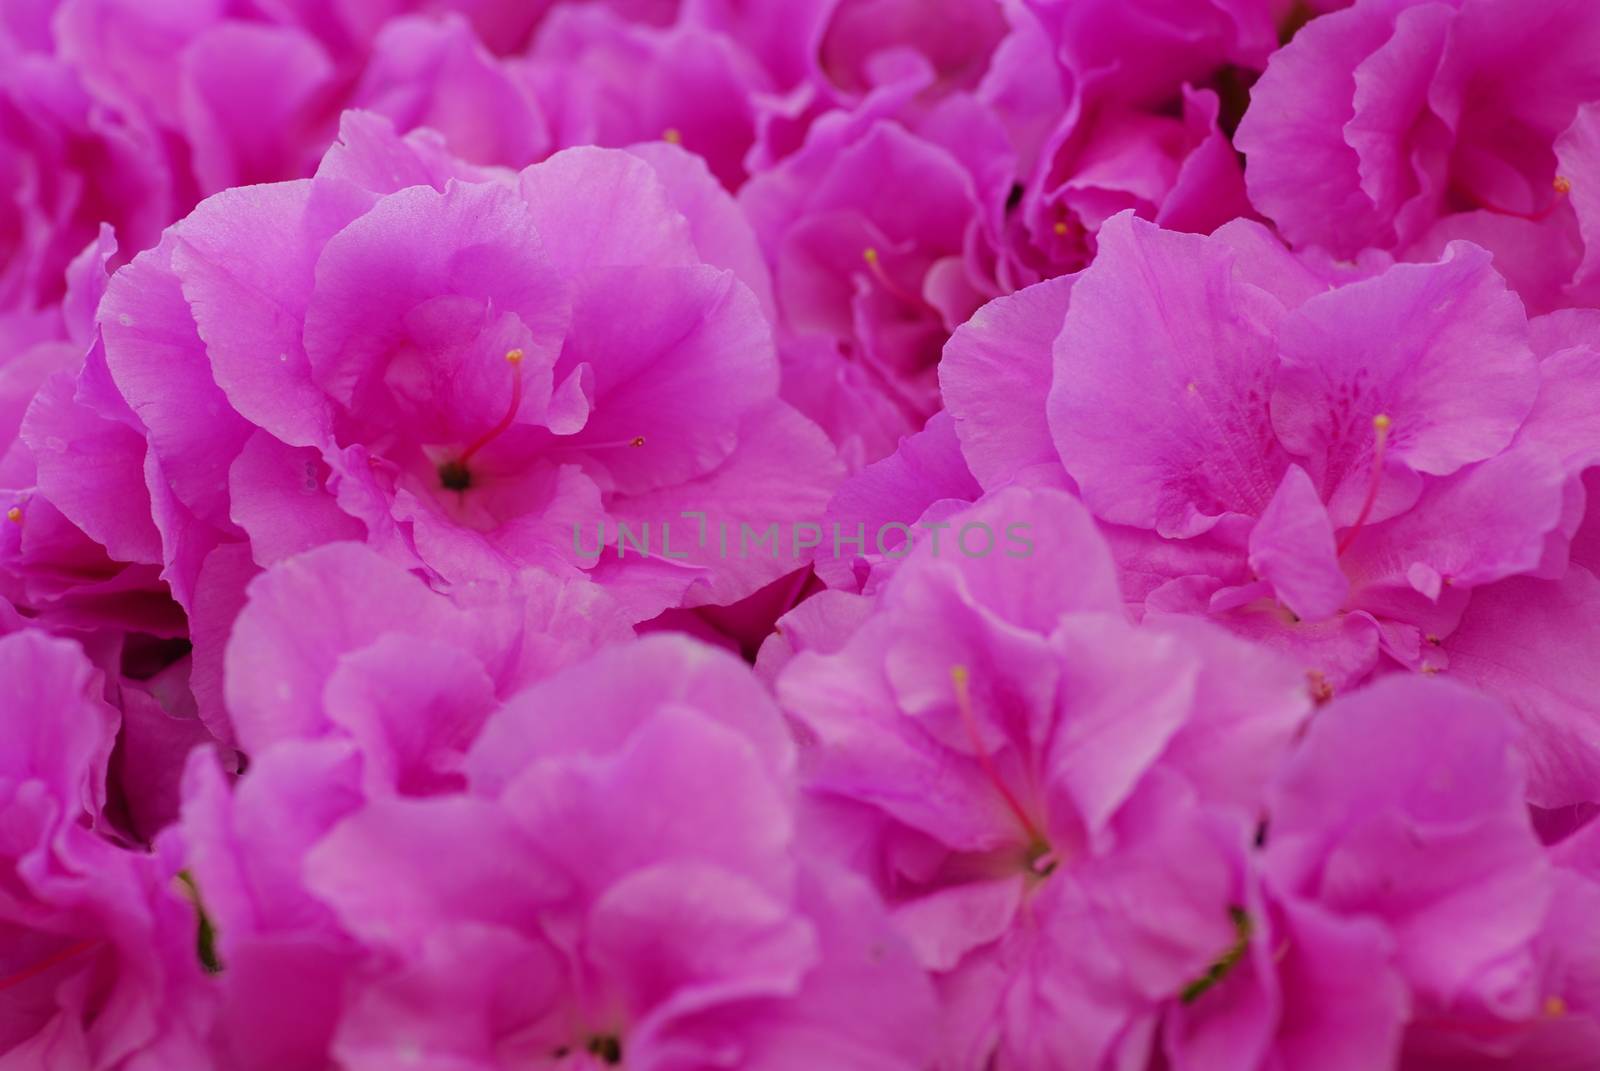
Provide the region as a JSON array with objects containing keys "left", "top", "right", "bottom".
[{"left": 5, "top": 1, "right": 1600, "bottom": 1069}]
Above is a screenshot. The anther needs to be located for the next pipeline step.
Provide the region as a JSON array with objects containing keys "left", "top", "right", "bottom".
[
  {"left": 1053, "top": 221, "right": 1069, "bottom": 236},
  {"left": 1546, "top": 995, "right": 1569, "bottom": 1018},
  {"left": 584, "top": 435, "right": 648, "bottom": 451},
  {"left": 1554, "top": 176, "right": 1573, "bottom": 195},
  {"left": 662, "top": 128, "right": 682, "bottom": 144},
  {"left": 1336, "top": 414, "right": 1392, "bottom": 556},
  {"left": 5, "top": 507, "right": 19, "bottom": 524}
]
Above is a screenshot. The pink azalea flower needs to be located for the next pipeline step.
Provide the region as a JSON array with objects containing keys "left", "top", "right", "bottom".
[
  {"left": 740, "top": 88, "right": 995, "bottom": 466},
  {"left": 174, "top": 541, "right": 622, "bottom": 1068},
  {"left": 1172, "top": 676, "right": 1590, "bottom": 1070},
  {"left": 777, "top": 486, "right": 1312, "bottom": 1068},
  {"left": 180, "top": 634, "right": 939, "bottom": 1069},
  {"left": 944, "top": 212, "right": 1600, "bottom": 802},
  {"left": 84, "top": 112, "right": 837, "bottom": 623},
  {"left": 976, "top": 0, "right": 1264, "bottom": 291},
  {"left": 1237, "top": 0, "right": 1600, "bottom": 313},
  {"left": 0, "top": 629, "right": 214, "bottom": 1068}
]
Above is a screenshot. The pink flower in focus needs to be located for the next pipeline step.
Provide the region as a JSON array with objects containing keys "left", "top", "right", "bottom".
[{"left": 85, "top": 112, "right": 838, "bottom": 624}]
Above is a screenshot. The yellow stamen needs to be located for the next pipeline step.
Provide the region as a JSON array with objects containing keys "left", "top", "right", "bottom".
[
  {"left": 662, "top": 127, "right": 682, "bottom": 144},
  {"left": 862, "top": 247, "right": 880, "bottom": 264},
  {"left": 505, "top": 348, "right": 524, "bottom": 364},
  {"left": 4, "top": 507, "right": 19, "bottom": 524},
  {"left": 1554, "top": 176, "right": 1573, "bottom": 195},
  {"left": 1053, "top": 221, "right": 1069, "bottom": 236},
  {"left": 1545, "top": 995, "right": 1568, "bottom": 1018}
]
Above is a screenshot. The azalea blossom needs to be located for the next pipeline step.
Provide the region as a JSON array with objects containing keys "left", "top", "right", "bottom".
[
  {"left": 777, "top": 486, "right": 1312, "bottom": 1068},
  {"left": 180, "top": 634, "right": 939, "bottom": 1069},
  {"left": 941, "top": 211, "right": 1600, "bottom": 804},
  {"left": 76, "top": 112, "right": 837, "bottom": 625}
]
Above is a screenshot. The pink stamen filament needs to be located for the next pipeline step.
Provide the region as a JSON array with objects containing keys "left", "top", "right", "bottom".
[
  {"left": 1468, "top": 175, "right": 1571, "bottom": 223},
  {"left": 950, "top": 666, "right": 1047, "bottom": 848},
  {"left": 0, "top": 939, "right": 100, "bottom": 993},
  {"left": 1336, "top": 414, "right": 1392, "bottom": 556},
  {"left": 861, "top": 248, "right": 929, "bottom": 311},
  {"left": 456, "top": 350, "right": 527, "bottom": 466}
]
